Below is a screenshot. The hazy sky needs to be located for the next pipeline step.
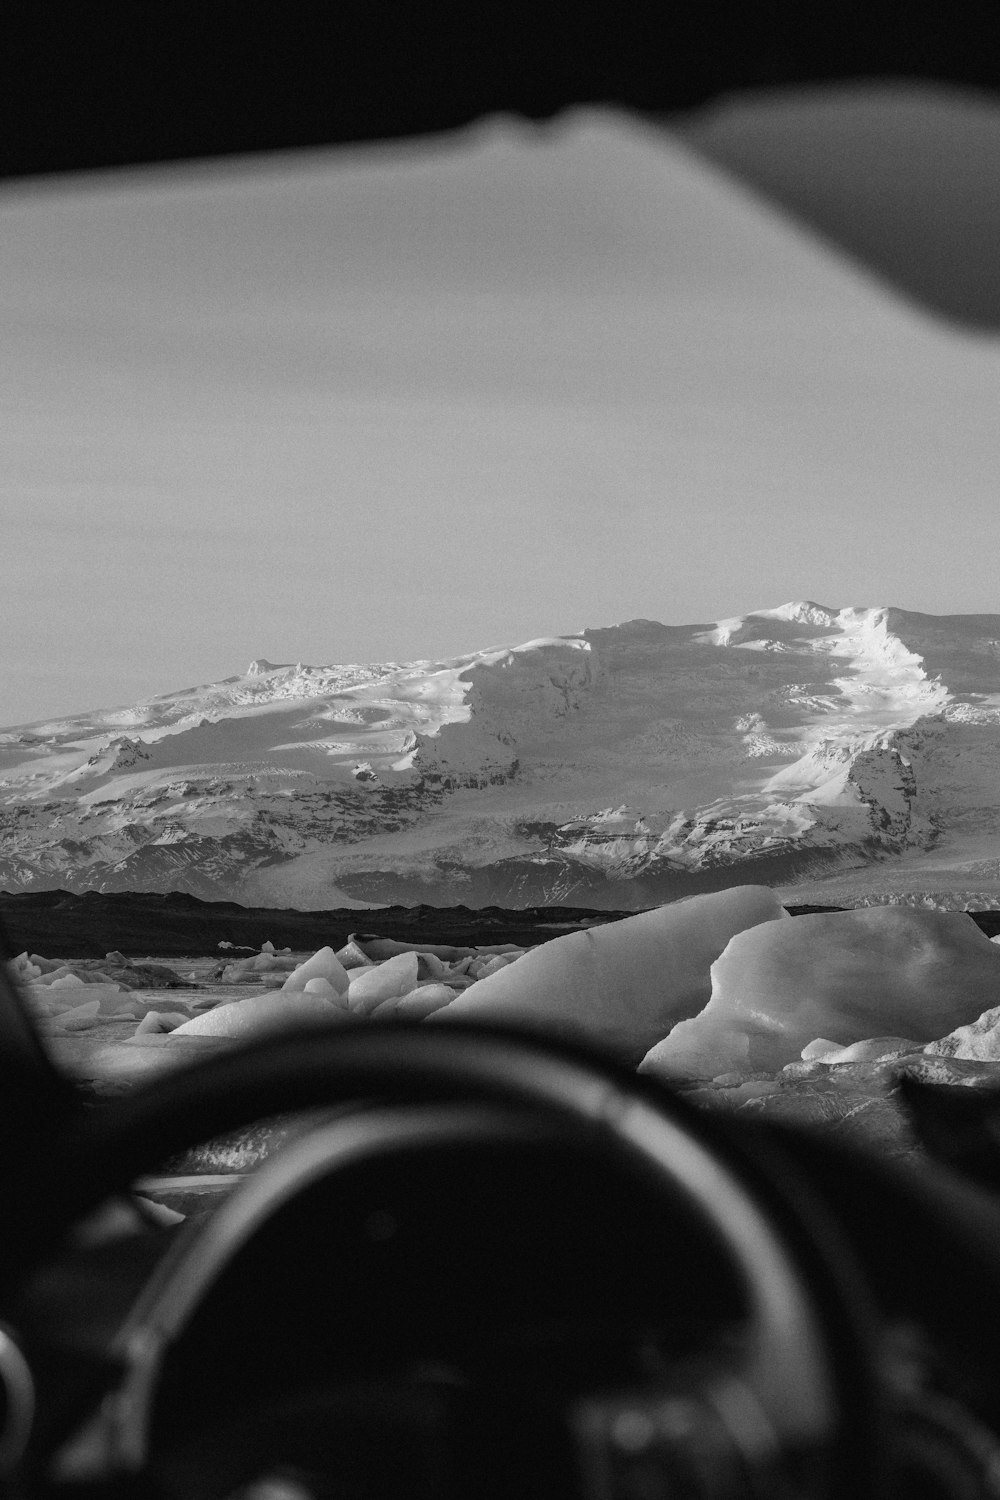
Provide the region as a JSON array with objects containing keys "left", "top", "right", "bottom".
[{"left": 3, "top": 107, "right": 1000, "bottom": 726}]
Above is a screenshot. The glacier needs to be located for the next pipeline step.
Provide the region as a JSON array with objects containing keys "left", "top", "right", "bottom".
[{"left": 5, "top": 602, "right": 1000, "bottom": 908}]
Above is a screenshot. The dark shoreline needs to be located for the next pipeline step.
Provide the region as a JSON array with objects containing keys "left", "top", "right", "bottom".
[{"left": 3, "top": 888, "right": 1000, "bottom": 958}]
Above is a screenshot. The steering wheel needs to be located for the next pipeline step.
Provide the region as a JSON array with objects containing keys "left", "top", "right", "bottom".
[{"left": 16, "top": 1020, "right": 886, "bottom": 1499}]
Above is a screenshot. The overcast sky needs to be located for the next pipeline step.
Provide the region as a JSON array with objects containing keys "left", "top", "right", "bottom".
[{"left": 3, "top": 106, "right": 1000, "bottom": 726}]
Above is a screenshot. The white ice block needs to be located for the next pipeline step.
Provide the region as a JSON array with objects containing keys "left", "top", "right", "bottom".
[
  {"left": 640, "top": 907, "right": 1000, "bottom": 1079},
  {"left": 304, "top": 976, "right": 350, "bottom": 1006},
  {"left": 429, "top": 886, "right": 788, "bottom": 1062},
  {"left": 816, "top": 1036, "right": 919, "bottom": 1064},
  {"left": 379, "top": 983, "right": 457, "bottom": 1019},
  {"left": 171, "top": 989, "right": 350, "bottom": 1038},
  {"left": 281, "top": 946, "right": 351, "bottom": 996},
  {"left": 925, "top": 1006, "right": 1000, "bottom": 1061},
  {"left": 347, "top": 952, "right": 421, "bottom": 1014},
  {"left": 48, "top": 999, "right": 102, "bottom": 1032}
]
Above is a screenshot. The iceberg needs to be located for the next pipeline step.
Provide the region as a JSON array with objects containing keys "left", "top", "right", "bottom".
[
  {"left": 640, "top": 907, "right": 1000, "bottom": 1079},
  {"left": 171, "top": 989, "right": 349, "bottom": 1038},
  {"left": 375, "top": 983, "right": 457, "bottom": 1019},
  {"left": 429, "top": 886, "right": 788, "bottom": 1061},
  {"left": 303, "top": 976, "right": 349, "bottom": 1006},
  {"left": 924, "top": 1007, "right": 1000, "bottom": 1062},
  {"left": 347, "top": 952, "right": 421, "bottom": 1014},
  {"left": 280, "top": 946, "right": 351, "bottom": 996}
]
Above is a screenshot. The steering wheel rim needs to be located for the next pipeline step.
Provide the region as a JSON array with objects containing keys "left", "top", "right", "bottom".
[{"left": 24, "top": 1020, "right": 886, "bottom": 1497}]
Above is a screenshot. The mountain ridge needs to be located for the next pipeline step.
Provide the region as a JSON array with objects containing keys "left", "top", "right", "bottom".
[{"left": 4, "top": 602, "right": 1000, "bottom": 909}]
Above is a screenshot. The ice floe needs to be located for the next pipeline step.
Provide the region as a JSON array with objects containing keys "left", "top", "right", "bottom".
[
  {"left": 15, "top": 890, "right": 1000, "bottom": 1109},
  {"left": 638, "top": 906, "right": 1000, "bottom": 1079},
  {"left": 168, "top": 989, "right": 353, "bottom": 1039},
  {"left": 280, "top": 946, "right": 351, "bottom": 996},
  {"left": 427, "top": 885, "right": 788, "bottom": 1061}
]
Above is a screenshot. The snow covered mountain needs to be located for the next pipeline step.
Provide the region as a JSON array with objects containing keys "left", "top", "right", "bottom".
[{"left": 4, "top": 602, "right": 1000, "bottom": 910}]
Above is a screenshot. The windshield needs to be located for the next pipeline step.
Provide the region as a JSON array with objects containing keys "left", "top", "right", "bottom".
[{"left": 3, "top": 87, "right": 1000, "bottom": 1167}]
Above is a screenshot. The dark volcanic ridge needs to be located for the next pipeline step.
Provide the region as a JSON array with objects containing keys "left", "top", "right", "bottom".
[
  {"left": 0, "top": 888, "right": 635, "bottom": 959},
  {"left": 3, "top": 887, "right": 1000, "bottom": 960}
]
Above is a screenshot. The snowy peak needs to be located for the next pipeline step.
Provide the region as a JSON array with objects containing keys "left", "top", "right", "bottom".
[
  {"left": 5, "top": 605, "right": 1000, "bottom": 909},
  {"left": 711, "top": 600, "right": 839, "bottom": 644}
]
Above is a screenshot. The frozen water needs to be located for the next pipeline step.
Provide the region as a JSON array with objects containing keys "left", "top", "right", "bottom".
[
  {"left": 808, "top": 1037, "right": 919, "bottom": 1064},
  {"left": 171, "top": 988, "right": 349, "bottom": 1038},
  {"left": 25, "top": 981, "right": 130, "bottom": 1017},
  {"left": 280, "top": 946, "right": 351, "bottom": 996},
  {"left": 133, "top": 1010, "right": 192, "bottom": 1035},
  {"left": 303, "top": 976, "right": 348, "bottom": 1005},
  {"left": 925, "top": 1007, "right": 1000, "bottom": 1061},
  {"left": 23, "top": 893, "right": 1000, "bottom": 1154},
  {"left": 347, "top": 952, "right": 421, "bottom": 1014},
  {"left": 430, "top": 886, "right": 788, "bottom": 1061},
  {"left": 45, "top": 999, "right": 102, "bottom": 1032},
  {"left": 640, "top": 907, "right": 1000, "bottom": 1078},
  {"left": 800, "top": 1038, "right": 841, "bottom": 1061},
  {"left": 374, "top": 983, "right": 456, "bottom": 1019}
]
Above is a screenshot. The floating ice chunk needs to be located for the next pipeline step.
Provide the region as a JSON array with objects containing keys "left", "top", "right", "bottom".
[
  {"left": 261, "top": 940, "right": 275, "bottom": 955},
  {"left": 29, "top": 954, "right": 68, "bottom": 975},
  {"left": 640, "top": 908, "right": 1000, "bottom": 1079},
  {"left": 43, "top": 968, "right": 124, "bottom": 991},
  {"left": 171, "top": 989, "right": 349, "bottom": 1038},
  {"left": 478, "top": 953, "right": 522, "bottom": 978},
  {"left": 924, "top": 1006, "right": 1000, "bottom": 1061},
  {"left": 347, "top": 952, "right": 421, "bottom": 1015},
  {"left": 335, "top": 940, "right": 374, "bottom": 970},
  {"left": 816, "top": 1037, "right": 920, "bottom": 1064},
  {"left": 304, "top": 976, "right": 349, "bottom": 1006},
  {"left": 84, "top": 984, "right": 134, "bottom": 1014},
  {"left": 281, "top": 947, "right": 350, "bottom": 996},
  {"left": 800, "top": 1038, "right": 841, "bottom": 1061},
  {"left": 374, "top": 983, "right": 456, "bottom": 1020},
  {"left": 468, "top": 953, "right": 524, "bottom": 980},
  {"left": 357, "top": 937, "right": 471, "bottom": 963},
  {"left": 430, "top": 886, "right": 788, "bottom": 1062},
  {"left": 133, "top": 1011, "right": 191, "bottom": 1035},
  {"left": 252, "top": 954, "right": 296, "bottom": 973},
  {"left": 32, "top": 966, "right": 80, "bottom": 987},
  {"left": 220, "top": 958, "right": 260, "bottom": 980},
  {"left": 47, "top": 999, "right": 101, "bottom": 1032},
  {"left": 29, "top": 982, "right": 130, "bottom": 1017}
]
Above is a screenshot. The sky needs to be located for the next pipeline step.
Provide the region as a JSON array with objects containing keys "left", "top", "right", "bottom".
[{"left": 3, "top": 103, "right": 1000, "bottom": 727}]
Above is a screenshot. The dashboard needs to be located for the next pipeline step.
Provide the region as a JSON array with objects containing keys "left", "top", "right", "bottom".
[{"left": 4, "top": 1023, "right": 1000, "bottom": 1499}]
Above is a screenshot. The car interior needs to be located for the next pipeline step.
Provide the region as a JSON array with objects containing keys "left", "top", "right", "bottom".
[{"left": 3, "top": 6, "right": 1000, "bottom": 1498}]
